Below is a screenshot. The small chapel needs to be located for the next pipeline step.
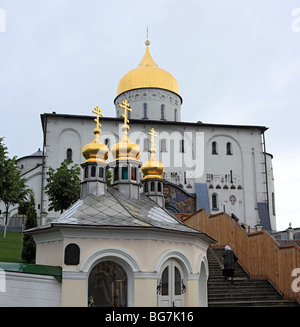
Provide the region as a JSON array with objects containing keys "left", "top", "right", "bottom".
[{"left": 23, "top": 100, "right": 215, "bottom": 307}]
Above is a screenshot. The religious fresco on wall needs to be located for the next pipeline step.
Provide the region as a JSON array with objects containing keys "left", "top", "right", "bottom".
[{"left": 163, "top": 182, "right": 196, "bottom": 214}]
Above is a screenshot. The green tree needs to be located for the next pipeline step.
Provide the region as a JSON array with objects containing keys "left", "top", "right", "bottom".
[
  {"left": 0, "top": 138, "right": 29, "bottom": 237},
  {"left": 21, "top": 192, "right": 37, "bottom": 263},
  {"left": 45, "top": 159, "right": 81, "bottom": 213}
]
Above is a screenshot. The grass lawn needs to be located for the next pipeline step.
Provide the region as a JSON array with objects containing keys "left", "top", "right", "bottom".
[{"left": 0, "top": 231, "right": 23, "bottom": 263}]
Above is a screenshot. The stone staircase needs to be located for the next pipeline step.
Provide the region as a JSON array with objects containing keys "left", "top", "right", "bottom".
[{"left": 207, "top": 247, "right": 300, "bottom": 307}]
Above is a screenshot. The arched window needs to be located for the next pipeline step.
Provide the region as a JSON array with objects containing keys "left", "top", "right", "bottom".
[
  {"left": 161, "top": 104, "right": 165, "bottom": 120},
  {"left": 64, "top": 243, "right": 80, "bottom": 265},
  {"left": 212, "top": 193, "right": 218, "bottom": 210},
  {"left": 91, "top": 166, "right": 96, "bottom": 177},
  {"left": 144, "top": 138, "right": 150, "bottom": 152},
  {"left": 104, "top": 138, "right": 110, "bottom": 147},
  {"left": 66, "top": 148, "right": 73, "bottom": 162},
  {"left": 88, "top": 261, "right": 128, "bottom": 307},
  {"left": 226, "top": 142, "right": 233, "bottom": 155},
  {"left": 143, "top": 103, "right": 148, "bottom": 118},
  {"left": 85, "top": 167, "right": 89, "bottom": 178},
  {"left": 212, "top": 142, "right": 218, "bottom": 155},
  {"left": 160, "top": 139, "right": 167, "bottom": 152},
  {"left": 144, "top": 182, "right": 148, "bottom": 193},
  {"left": 158, "top": 182, "right": 162, "bottom": 193},
  {"left": 131, "top": 167, "right": 136, "bottom": 181},
  {"left": 179, "top": 139, "right": 185, "bottom": 153},
  {"left": 150, "top": 181, "right": 155, "bottom": 192},
  {"left": 122, "top": 166, "right": 128, "bottom": 180},
  {"left": 99, "top": 167, "right": 104, "bottom": 178},
  {"left": 114, "top": 167, "right": 119, "bottom": 181}
]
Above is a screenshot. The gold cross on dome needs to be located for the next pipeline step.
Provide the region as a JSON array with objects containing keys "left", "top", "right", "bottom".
[
  {"left": 148, "top": 128, "right": 157, "bottom": 151},
  {"left": 120, "top": 100, "right": 132, "bottom": 125},
  {"left": 92, "top": 106, "right": 103, "bottom": 131}
]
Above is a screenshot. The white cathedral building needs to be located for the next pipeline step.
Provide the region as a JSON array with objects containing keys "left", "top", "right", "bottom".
[{"left": 1, "top": 37, "right": 276, "bottom": 232}]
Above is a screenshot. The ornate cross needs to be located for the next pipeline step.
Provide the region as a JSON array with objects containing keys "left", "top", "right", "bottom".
[
  {"left": 92, "top": 106, "right": 103, "bottom": 130},
  {"left": 119, "top": 100, "right": 132, "bottom": 125},
  {"left": 148, "top": 128, "right": 157, "bottom": 152}
]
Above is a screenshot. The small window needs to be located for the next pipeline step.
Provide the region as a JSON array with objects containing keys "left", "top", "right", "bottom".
[
  {"left": 64, "top": 243, "right": 80, "bottom": 265},
  {"left": 272, "top": 192, "right": 276, "bottom": 216},
  {"left": 122, "top": 166, "right": 128, "bottom": 180},
  {"left": 179, "top": 139, "right": 185, "bottom": 153},
  {"left": 99, "top": 167, "right": 104, "bottom": 178},
  {"left": 131, "top": 167, "right": 136, "bottom": 181},
  {"left": 144, "top": 138, "right": 150, "bottom": 152},
  {"left": 150, "top": 181, "right": 155, "bottom": 192},
  {"left": 162, "top": 266, "right": 169, "bottom": 296},
  {"left": 174, "top": 109, "right": 178, "bottom": 121},
  {"left": 66, "top": 148, "right": 73, "bottom": 162},
  {"left": 143, "top": 103, "right": 148, "bottom": 118},
  {"left": 114, "top": 167, "right": 119, "bottom": 181},
  {"left": 158, "top": 182, "right": 162, "bottom": 193},
  {"left": 161, "top": 104, "right": 165, "bottom": 120},
  {"left": 226, "top": 142, "right": 233, "bottom": 155},
  {"left": 212, "top": 142, "right": 218, "bottom": 155},
  {"left": 104, "top": 138, "right": 110, "bottom": 147},
  {"left": 144, "top": 183, "right": 148, "bottom": 193},
  {"left": 212, "top": 193, "right": 218, "bottom": 210},
  {"left": 160, "top": 139, "right": 167, "bottom": 152},
  {"left": 85, "top": 167, "right": 89, "bottom": 178},
  {"left": 91, "top": 166, "right": 96, "bottom": 177}
]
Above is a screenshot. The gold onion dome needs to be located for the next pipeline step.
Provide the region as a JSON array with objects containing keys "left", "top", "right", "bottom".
[
  {"left": 116, "top": 39, "right": 180, "bottom": 97},
  {"left": 82, "top": 106, "right": 109, "bottom": 163},
  {"left": 111, "top": 100, "right": 140, "bottom": 161},
  {"left": 141, "top": 128, "right": 164, "bottom": 179}
]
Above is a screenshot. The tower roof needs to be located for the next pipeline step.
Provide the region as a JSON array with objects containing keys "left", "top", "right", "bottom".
[
  {"left": 116, "top": 39, "right": 180, "bottom": 97},
  {"left": 81, "top": 106, "right": 109, "bottom": 163}
]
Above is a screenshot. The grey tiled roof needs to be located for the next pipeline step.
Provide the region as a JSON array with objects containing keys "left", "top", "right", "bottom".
[
  {"left": 26, "top": 187, "right": 215, "bottom": 243},
  {"left": 54, "top": 187, "right": 198, "bottom": 234}
]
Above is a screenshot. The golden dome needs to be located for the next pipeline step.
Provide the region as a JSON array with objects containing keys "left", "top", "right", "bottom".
[
  {"left": 111, "top": 100, "right": 140, "bottom": 161},
  {"left": 141, "top": 152, "right": 164, "bottom": 179},
  {"left": 111, "top": 125, "right": 140, "bottom": 161},
  {"left": 116, "top": 40, "right": 180, "bottom": 97},
  {"left": 82, "top": 106, "right": 109, "bottom": 163},
  {"left": 141, "top": 128, "right": 164, "bottom": 179},
  {"left": 82, "top": 129, "right": 109, "bottom": 163}
]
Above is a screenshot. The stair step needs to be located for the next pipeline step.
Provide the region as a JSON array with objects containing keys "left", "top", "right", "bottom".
[{"left": 207, "top": 247, "right": 300, "bottom": 307}]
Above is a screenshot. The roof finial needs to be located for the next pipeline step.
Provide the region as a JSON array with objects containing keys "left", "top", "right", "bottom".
[
  {"left": 92, "top": 106, "right": 103, "bottom": 136},
  {"left": 145, "top": 26, "right": 150, "bottom": 46}
]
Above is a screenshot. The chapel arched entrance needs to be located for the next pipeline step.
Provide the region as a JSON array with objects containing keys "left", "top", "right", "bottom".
[
  {"left": 158, "top": 259, "right": 185, "bottom": 307},
  {"left": 88, "top": 260, "right": 128, "bottom": 307}
]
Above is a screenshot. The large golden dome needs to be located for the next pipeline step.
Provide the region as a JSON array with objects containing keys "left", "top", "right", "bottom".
[{"left": 117, "top": 40, "right": 180, "bottom": 97}]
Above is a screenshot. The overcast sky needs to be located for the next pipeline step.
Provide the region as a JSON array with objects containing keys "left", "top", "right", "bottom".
[{"left": 1, "top": 0, "right": 299, "bottom": 231}]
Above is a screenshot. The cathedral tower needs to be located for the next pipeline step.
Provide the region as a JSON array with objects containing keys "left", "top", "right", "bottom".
[
  {"left": 141, "top": 127, "right": 165, "bottom": 207},
  {"left": 114, "top": 35, "right": 182, "bottom": 122},
  {"left": 81, "top": 106, "right": 109, "bottom": 198},
  {"left": 110, "top": 100, "right": 141, "bottom": 199}
]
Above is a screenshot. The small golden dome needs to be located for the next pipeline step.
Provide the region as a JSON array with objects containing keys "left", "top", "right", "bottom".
[
  {"left": 111, "top": 124, "right": 140, "bottom": 161},
  {"left": 82, "top": 106, "right": 109, "bottom": 163},
  {"left": 111, "top": 100, "right": 140, "bottom": 161},
  {"left": 141, "top": 128, "right": 164, "bottom": 179},
  {"left": 117, "top": 41, "right": 180, "bottom": 97},
  {"left": 141, "top": 152, "right": 164, "bottom": 179},
  {"left": 82, "top": 129, "right": 109, "bottom": 163}
]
